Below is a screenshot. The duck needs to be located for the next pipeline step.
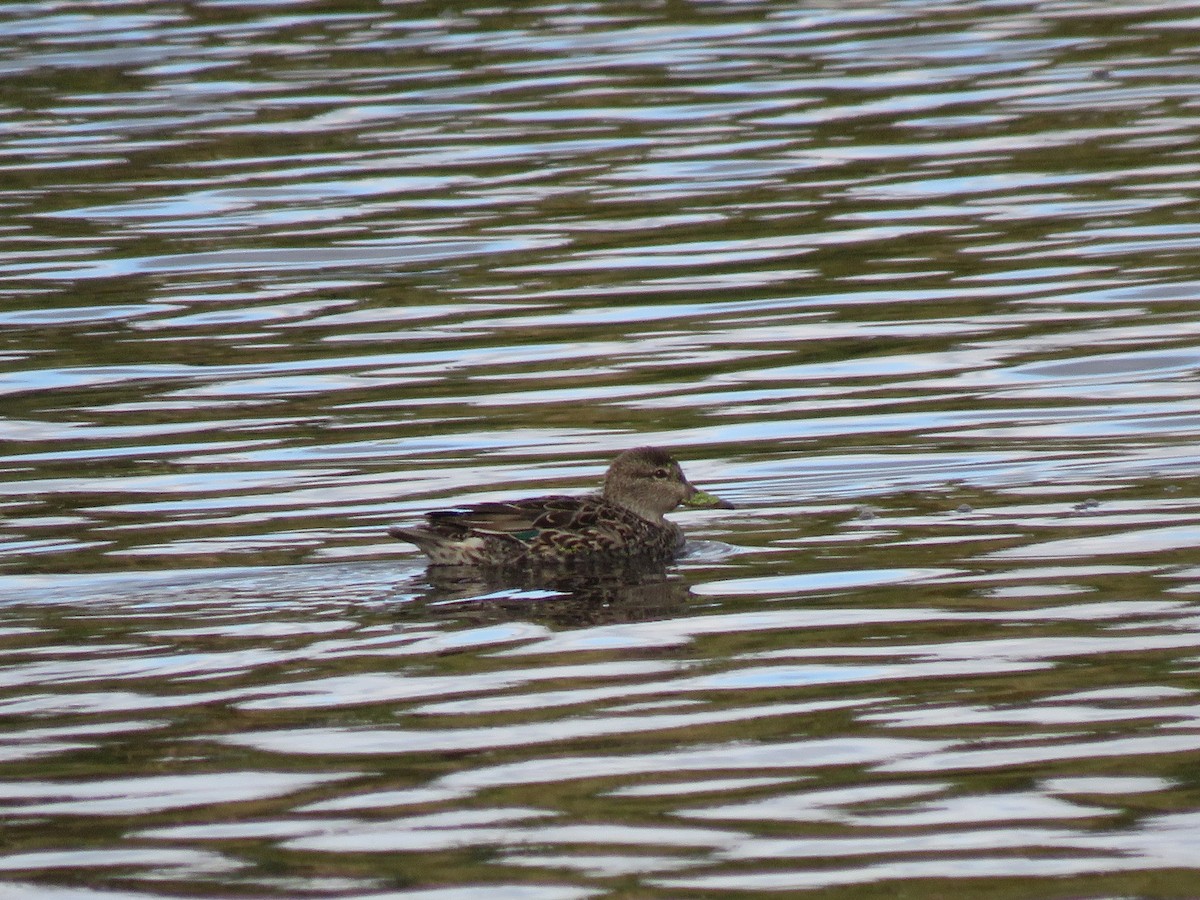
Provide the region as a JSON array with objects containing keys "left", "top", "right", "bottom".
[{"left": 389, "top": 446, "right": 732, "bottom": 568}]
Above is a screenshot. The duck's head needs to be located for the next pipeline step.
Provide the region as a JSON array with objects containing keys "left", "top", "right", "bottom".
[{"left": 603, "top": 446, "right": 733, "bottom": 522}]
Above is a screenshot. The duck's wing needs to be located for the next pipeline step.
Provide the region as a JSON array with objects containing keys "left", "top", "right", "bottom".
[{"left": 426, "top": 495, "right": 593, "bottom": 543}]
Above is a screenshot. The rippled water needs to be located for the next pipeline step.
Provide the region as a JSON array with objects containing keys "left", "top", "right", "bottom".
[{"left": 5, "top": 1, "right": 1200, "bottom": 896}]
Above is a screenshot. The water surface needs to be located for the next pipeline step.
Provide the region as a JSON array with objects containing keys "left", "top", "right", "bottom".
[{"left": 4, "top": 1, "right": 1200, "bottom": 897}]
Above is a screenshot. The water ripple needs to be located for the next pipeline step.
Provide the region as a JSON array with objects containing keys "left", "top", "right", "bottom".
[{"left": 6, "top": 1, "right": 1200, "bottom": 896}]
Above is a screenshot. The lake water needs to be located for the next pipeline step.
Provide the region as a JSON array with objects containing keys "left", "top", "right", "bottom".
[{"left": 4, "top": 1, "right": 1200, "bottom": 897}]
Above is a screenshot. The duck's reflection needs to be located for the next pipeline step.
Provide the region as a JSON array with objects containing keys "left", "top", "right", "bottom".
[{"left": 393, "top": 561, "right": 694, "bottom": 627}]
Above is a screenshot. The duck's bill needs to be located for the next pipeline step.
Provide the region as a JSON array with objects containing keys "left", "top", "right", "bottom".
[{"left": 684, "top": 489, "right": 735, "bottom": 510}]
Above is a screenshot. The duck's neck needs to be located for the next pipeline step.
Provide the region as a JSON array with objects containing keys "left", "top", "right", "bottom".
[{"left": 602, "top": 489, "right": 668, "bottom": 524}]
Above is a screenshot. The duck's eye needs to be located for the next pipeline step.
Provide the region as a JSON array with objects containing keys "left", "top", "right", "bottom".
[{"left": 653, "top": 468, "right": 670, "bottom": 479}]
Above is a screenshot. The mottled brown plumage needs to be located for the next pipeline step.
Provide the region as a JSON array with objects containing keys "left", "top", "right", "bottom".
[{"left": 389, "top": 447, "right": 732, "bottom": 567}]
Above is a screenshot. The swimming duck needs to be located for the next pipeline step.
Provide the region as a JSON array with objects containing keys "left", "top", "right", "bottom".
[{"left": 389, "top": 446, "right": 732, "bottom": 567}]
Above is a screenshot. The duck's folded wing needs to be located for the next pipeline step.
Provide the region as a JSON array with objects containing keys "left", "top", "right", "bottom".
[{"left": 427, "top": 496, "right": 588, "bottom": 542}]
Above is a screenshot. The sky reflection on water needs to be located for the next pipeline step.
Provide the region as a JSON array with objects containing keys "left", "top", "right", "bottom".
[{"left": 5, "top": 1, "right": 1200, "bottom": 897}]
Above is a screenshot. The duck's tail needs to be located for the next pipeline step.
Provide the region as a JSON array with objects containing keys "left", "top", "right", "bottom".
[
  {"left": 388, "top": 524, "right": 479, "bottom": 565},
  {"left": 387, "top": 525, "right": 422, "bottom": 545}
]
